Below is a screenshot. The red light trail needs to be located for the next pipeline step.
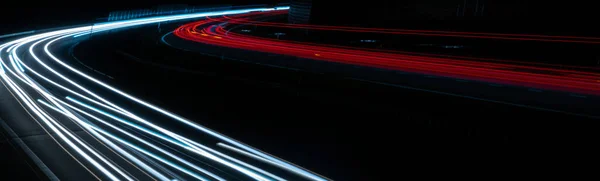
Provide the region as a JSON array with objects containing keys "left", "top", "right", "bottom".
[
  {"left": 223, "top": 12, "right": 600, "bottom": 44},
  {"left": 174, "top": 11, "right": 600, "bottom": 95}
]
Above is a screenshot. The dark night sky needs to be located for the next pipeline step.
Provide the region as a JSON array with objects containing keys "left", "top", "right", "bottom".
[
  {"left": 0, "top": 0, "right": 283, "bottom": 34},
  {"left": 310, "top": 0, "right": 600, "bottom": 35},
  {"left": 0, "top": 1, "right": 599, "bottom": 179},
  {"left": 2, "top": 0, "right": 599, "bottom": 35}
]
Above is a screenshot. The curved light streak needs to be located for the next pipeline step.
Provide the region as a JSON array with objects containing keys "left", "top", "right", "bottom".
[
  {"left": 0, "top": 5, "right": 329, "bottom": 181},
  {"left": 174, "top": 13, "right": 600, "bottom": 96}
]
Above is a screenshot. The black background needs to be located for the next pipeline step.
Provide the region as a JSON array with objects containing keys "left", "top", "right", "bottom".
[
  {"left": 2, "top": 0, "right": 600, "bottom": 35},
  {"left": 1, "top": 0, "right": 600, "bottom": 180},
  {"left": 0, "top": 0, "right": 284, "bottom": 34},
  {"left": 310, "top": 0, "right": 600, "bottom": 35}
]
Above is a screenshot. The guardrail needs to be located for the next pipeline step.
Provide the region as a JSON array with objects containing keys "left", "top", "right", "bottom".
[
  {"left": 107, "top": 4, "right": 286, "bottom": 22},
  {"left": 108, "top": 5, "right": 233, "bottom": 21},
  {"left": 1, "top": 4, "right": 290, "bottom": 41}
]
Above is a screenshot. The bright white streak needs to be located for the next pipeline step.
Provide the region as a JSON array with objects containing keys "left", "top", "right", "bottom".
[
  {"left": 10, "top": 34, "right": 131, "bottom": 181},
  {"left": 67, "top": 97, "right": 270, "bottom": 181},
  {"left": 0, "top": 72, "right": 119, "bottom": 180},
  {"left": 56, "top": 97, "right": 225, "bottom": 181},
  {"left": 37, "top": 99, "right": 173, "bottom": 181},
  {"left": 37, "top": 30, "right": 272, "bottom": 181},
  {"left": 2, "top": 6, "right": 327, "bottom": 181},
  {"left": 38, "top": 98, "right": 206, "bottom": 181},
  {"left": 217, "top": 143, "right": 282, "bottom": 168},
  {"left": 94, "top": 126, "right": 211, "bottom": 181},
  {"left": 3, "top": 43, "right": 167, "bottom": 180},
  {"left": 46, "top": 26, "right": 325, "bottom": 181}
]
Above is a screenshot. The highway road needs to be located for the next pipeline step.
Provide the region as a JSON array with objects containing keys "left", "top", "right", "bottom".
[
  {"left": 175, "top": 11, "right": 600, "bottom": 96},
  {"left": 167, "top": 10, "right": 600, "bottom": 118},
  {"left": 0, "top": 5, "right": 330, "bottom": 181},
  {"left": 2, "top": 4, "right": 600, "bottom": 181}
]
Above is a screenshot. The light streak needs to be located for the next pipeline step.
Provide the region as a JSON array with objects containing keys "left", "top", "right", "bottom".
[
  {"left": 66, "top": 97, "right": 271, "bottom": 181},
  {"left": 0, "top": 5, "right": 329, "bottom": 181},
  {"left": 11, "top": 37, "right": 132, "bottom": 181},
  {"left": 37, "top": 99, "right": 170, "bottom": 181},
  {"left": 174, "top": 12, "right": 600, "bottom": 96},
  {"left": 0, "top": 69, "right": 120, "bottom": 180}
]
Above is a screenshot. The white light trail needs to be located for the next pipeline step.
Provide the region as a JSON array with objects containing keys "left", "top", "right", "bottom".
[
  {"left": 7, "top": 33, "right": 133, "bottom": 181},
  {"left": 0, "top": 5, "right": 329, "bottom": 181},
  {"left": 53, "top": 98, "right": 225, "bottom": 181}
]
